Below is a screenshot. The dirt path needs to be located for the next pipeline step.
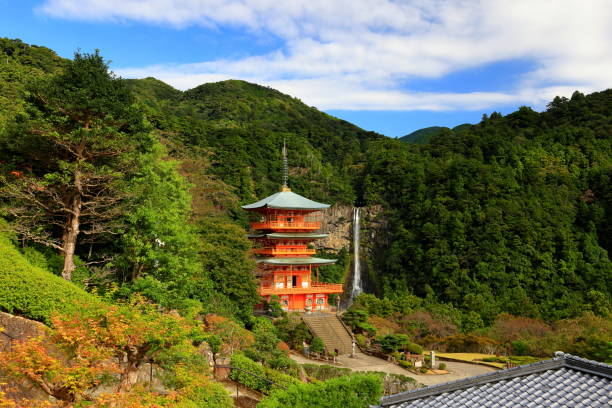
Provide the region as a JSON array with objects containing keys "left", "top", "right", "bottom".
[
  {"left": 291, "top": 352, "right": 496, "bottom": 386},
  {"left": 220, "top": 379, "right": 263, "bottom": 399}
]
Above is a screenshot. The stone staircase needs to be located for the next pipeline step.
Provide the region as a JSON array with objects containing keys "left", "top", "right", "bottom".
[{"left": 302, "top": 314, "right": 354, "bottom": 355}]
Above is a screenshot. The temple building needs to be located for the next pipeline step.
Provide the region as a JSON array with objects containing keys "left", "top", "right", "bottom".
[{"left": 242, "top": 150, "right": 343, "bottom": 311}]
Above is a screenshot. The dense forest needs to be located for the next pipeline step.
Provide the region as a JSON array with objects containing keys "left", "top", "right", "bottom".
[
  {"left": 366, "top": 92, "right": 612, "bottom": 323},
  {"left": 0, "top": 38, "right": 610, "bottom": 406},
  {"left": 1, "top": 37, "right": 611, "bottom": 326}
]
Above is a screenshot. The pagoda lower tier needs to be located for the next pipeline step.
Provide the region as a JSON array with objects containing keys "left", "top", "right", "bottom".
[{"left": 256, "top": 258, "right": 343, "bottom": 311}]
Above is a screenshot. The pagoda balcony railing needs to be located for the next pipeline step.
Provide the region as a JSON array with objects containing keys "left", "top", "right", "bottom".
[
  {"left": 251, "top": 221, "right": 321, "bottom": 231},
  {"left": 256, "top": 268, "right": 310, "bottom": 276},
  {"left": 253, "top": 247, "right": 316, "bottom": 256},
  {"left": 259, "top": 282, "right": 343, "bottom": 295}
]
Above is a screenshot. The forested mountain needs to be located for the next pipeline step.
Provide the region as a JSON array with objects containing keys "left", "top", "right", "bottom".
[
  {"left": 365, "top": 93, "right": 612, "bottom": 322},
  {"left": 399, "top": 124, "right": 471, "bottom": 144},
  {"left": 126, "top": 77, "right": 383, "bottom": 205},
  {"left": 0, "top": 38, "right": 610, "bottom": 330},
  {"left": 399, "top": 126, "right": 450, "bottom": 144},
  {"left": 0, "top": 38, "right": 65, "bottom": 131}
]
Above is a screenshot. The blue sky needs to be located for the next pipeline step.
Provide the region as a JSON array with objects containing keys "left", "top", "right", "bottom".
[{"left": 1, "top": 0, "right": 611, "bottom": 137}]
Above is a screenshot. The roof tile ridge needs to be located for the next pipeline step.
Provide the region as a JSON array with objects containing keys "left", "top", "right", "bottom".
[
  {"left": 555, "top": 351, "right": 612, "bottom": 379},
  {"left": 381, "top": 353, "right": 612, "bottom": 407},
  {"left": 380, "top": 358, "right": 566, "bottom": 406}
]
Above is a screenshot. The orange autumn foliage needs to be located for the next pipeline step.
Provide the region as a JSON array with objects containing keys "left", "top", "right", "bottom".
[
  {"left": 367, "top": 315, "right": 402, "bottom": 336},
  {"left": 204, "top": 314, "right": 255, "bottom": 354},
  {"left": 0, "top": 298, "right": 204, "bottom": 405},
  {"left": 278, "top": 341, "right": 290, "bottom": 352}
]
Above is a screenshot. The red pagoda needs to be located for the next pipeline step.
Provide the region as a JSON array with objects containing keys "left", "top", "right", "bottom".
[{"left": 242, "top": 148, "right": 343, "bottom": 312}]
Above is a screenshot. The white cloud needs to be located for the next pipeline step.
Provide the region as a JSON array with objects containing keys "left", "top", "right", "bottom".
[{"left": 39, "top": 0, "right": 612, "bottom": 111}]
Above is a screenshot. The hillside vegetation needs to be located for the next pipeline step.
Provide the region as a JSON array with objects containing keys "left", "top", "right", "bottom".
[
  {"left": 399, "top": 124, "right": 472, "bottom": 144},
  {"left": 0, "top": 228, "right": 97, "bottom": 324},
  {"left": 365, "top": 93, "right": 612, "bottom": 323},
  {"left": 126, "top": 77, "right": 383, "bottom": 204},
  {"left": 0, "top": 38, "right": 610, "bottom": 364}
]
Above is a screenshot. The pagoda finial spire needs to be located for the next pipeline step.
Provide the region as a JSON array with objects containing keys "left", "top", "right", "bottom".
[{"left": 281, "top": 139, "right": 291, "bottom": 191}]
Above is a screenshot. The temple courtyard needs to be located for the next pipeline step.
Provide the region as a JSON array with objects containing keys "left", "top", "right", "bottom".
[{"left": 290, "top": 352, "right": 496, "bottom": 386}]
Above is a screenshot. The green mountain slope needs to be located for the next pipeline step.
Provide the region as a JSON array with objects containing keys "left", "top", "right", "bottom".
[
  {"left": 125, "top": 78, "right": 384, "bottom": 204},
  {"left": 365, "top": 93, "right": 612, "bottom": 321},
  {"left": 1, "top": 37, "right": 383, "bottom": 206},
  {"left": 399, "top": 123, "right": 472, "bottom": 144},
  {"left": 399, "top": 126, "right": 450, "bottom": 143},
  {"left": 0, "top": 38, "right": 65, "bottom": 131},
  {"left": 0, "top": 38, "right": 610, "bottom": 327}
]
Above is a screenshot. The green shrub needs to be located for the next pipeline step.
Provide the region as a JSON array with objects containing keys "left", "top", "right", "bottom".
[
  {"left": 229, "top": 353, "right": 299, "bottom": 394},
  {"left": 258, "top": 373, "right": 382, "bottom": 408},
  {"left": 351, "top": 293, "right": 422, "bottom": 317},
  {"left": 267, "top": 300, "right": 285, "bottom": 318},
  {"left": 342, "top": 309, "right": 368, "bottom": 330},
  {"left": 274, "top": 317, "right": 312, "bottom": 350},
  {"left": 482, "top": 356, "right": 507, "bottom": 363},
  {"left": 302, "top": 364, "right": 351, "bottom": 381},
  {"left": 20, "top": 246, "right": 52, "bottom": 270},
  {"left": 268, "top": 355, "right": 299, "bottom": 375},
  {"left": 511, "top": 340, "right": 531, "bottom": 356},
  {"left": 405, "top": 342, "right": 423, "bottom": 354},
  {"left": 358, "top": 322, "right": 378, "bottom": 337},
  {"left": 419, "top": 367, "right": 428, "bottom": 373},
  {"left": 263, "top": 366, "right": 301, "bottom": 391},
  {"left": 376, "top": 334, "right": 410, "bottom": 353},
  {"left": 229, "top": 352, "right": 269, "bottom": 392},
  {"left": 310, "top": 337, "right": 325, "bottom": 354},
  {"left": 398, "top": 360, "right": 413, "bottom": 369},
  {"left": 175, "top": 377, "right": 234, "bottom": 407},
  {"left": 355, "top": 333, "right": 368, "bottom": 349},
  {"left": 438, "top": 362, "right": 446, "bottom": 370},
  {"left": 391, "top": 351, "right": 403, "bottom": 361},
  {"left": 122, "top": 275, "right": 203, "bottom": 315},
  {"left": 0, "top": 232, "right": 99, "bottom": 324}
]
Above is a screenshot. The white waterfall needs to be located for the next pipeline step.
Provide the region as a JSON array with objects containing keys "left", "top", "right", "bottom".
[{"left": 351, "top": 207, "right": 362, "bottom": 300}]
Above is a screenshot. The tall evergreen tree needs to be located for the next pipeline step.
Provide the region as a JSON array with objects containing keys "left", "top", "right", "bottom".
[{"left": 1, "top": 51, "right": 151, "bottom": 280}]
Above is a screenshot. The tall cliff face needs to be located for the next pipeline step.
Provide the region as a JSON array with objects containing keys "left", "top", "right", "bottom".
[
  {"left": 318, "top": 205, "right": 353, "bottom": 251},
  {"left": 317, "top": 204, "right": 386, "bottom": 296},
  {"left": 318, "top": 204, "right": 386, "bottom": 252}
]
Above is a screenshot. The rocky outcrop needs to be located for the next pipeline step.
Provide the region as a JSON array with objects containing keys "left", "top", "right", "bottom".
[
  {"left": 0, "top": 312, "right": 50, "bottom": 402},
  {"left": 317, "top": 204, "right": 386, "bottom": 300},
  {"left": 0, "top": 311, "right": 47, "bottom": 349},
  {"left": 317, "top": 204, "right": 386, "bottom": 254},
  {"left": 317, "top": 204, "right": 353, "bottom": 251}
]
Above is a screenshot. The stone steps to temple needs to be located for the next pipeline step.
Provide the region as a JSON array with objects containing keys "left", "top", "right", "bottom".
[{"left": 302, "top": 314, "right": 354, "bottom": 355}]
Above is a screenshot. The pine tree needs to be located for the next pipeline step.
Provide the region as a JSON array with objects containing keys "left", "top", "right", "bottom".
[{"left": 1, "top": 51, "right": 151, "bottom": 280}]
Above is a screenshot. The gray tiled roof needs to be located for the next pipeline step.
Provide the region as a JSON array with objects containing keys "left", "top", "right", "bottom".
[{"left": 380, "top": 353, "right": 611, "bottom": 408}]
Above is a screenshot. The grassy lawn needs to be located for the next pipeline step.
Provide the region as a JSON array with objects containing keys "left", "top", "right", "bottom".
[{"left": 433, "top": 353, "right": 542, "bottom": 369}]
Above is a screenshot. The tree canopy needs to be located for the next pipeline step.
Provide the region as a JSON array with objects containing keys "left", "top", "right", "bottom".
[{"left": 1, "top": 50, "right": 151, "bottom": 280}]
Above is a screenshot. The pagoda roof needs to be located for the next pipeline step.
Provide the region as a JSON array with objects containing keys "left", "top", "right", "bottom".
[
  {"left": 257, "top": 257, "right": 337, "bottom": 266},
  {"left": 248, "top": 233, "right": 329, "bottom": 240},
  {"left": 242, "top": 190, "right": 330, "bottom": 211}
]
